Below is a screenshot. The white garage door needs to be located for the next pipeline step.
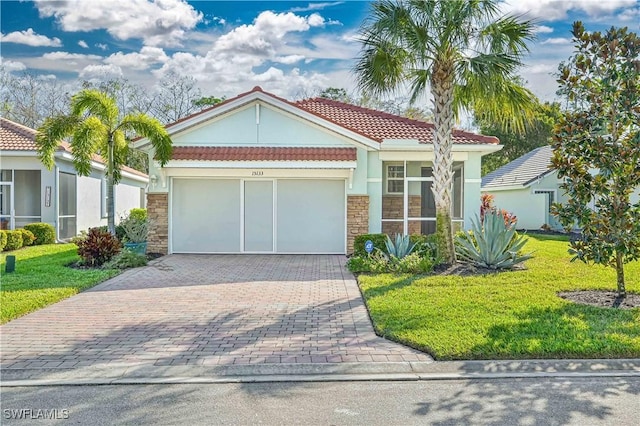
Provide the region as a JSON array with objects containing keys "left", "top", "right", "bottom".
[{"left": 171, "top": 178, "right": 345, "bottom": 254}]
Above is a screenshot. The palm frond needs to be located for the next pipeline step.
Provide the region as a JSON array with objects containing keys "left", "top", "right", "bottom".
[
  {"left": 71, "top": 89, "right": 119, "bottom": 128},
  {"left": 35, "top": 115, "right": 81, "bottom": 170},
  {"left": 71, "top": 116, "right": 106, "bottom": 176},
  {"left": 119, "top": 113, "right": 172, "bottom": 166}
]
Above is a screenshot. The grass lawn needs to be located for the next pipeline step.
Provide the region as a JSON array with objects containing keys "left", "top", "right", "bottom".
[
  {"left": 0, "top": 244, "right": 120, "bottom": 324},
  {"left": 358, "top": 234, "right": 640, "bottom": 360}
]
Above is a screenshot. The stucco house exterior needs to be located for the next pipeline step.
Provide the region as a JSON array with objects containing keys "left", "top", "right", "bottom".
[
  {"left": 481, "top": 145, "right": 640, "bottom": 231},
  {"left": 135, "top": 87, "right": 502, "bottom": 255},
  {"left": 0, "top": 118, "right": 148, "bottom": 240}
]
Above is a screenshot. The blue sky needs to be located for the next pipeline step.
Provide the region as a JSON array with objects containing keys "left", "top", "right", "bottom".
[{"left": 1, "top": 0, "right": 639, "bottom": 104}]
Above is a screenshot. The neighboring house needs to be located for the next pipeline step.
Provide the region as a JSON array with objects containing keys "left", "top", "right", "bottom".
[
  {"left": 0, "top": 118, "right": 148, "bottom": 240},
  {"left": 481, "top": 145, "right": 640, "bottom": 231},
  {"left": 135, "top": 87, "right": 501, "bottom": 255}
]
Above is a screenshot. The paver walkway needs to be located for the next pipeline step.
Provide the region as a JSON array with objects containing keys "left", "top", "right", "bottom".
[{"left": 1, "top": 255, "right": 431, "bottom": 369}]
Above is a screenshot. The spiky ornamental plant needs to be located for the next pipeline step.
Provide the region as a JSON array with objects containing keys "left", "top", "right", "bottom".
[
  {"left": 551, "top": 22, "right": 640, "bottom": 298},
  {"left": 36, "top": 90, "right": 173, "bottom": 235},
  {"left": 354, "top": 0, "right": 537, "bottom": 264}
]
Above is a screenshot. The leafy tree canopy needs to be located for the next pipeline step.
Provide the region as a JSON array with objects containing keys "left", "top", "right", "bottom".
[{"left": 551, "top": 21, "right": 640, "bottom": 297}]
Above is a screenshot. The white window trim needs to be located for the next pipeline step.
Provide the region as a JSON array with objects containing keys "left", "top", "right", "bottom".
[{"left": 385, "top": 163, "right": 404, "bottom": 195}]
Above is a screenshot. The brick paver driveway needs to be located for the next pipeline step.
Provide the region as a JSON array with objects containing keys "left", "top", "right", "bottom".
[{"left": 1, "top": 255, "right": 430, "bottom": 368}]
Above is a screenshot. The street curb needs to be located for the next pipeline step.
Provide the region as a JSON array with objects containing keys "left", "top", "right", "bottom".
[{"left": 1, "top": 359, "right": 639, "bottom": 387}]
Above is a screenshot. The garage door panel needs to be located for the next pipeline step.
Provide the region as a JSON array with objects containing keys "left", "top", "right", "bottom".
[
  {"left": 172, "top": 179, "right": 240, "bottom": 253},
  {"left": 277, "top": 180, "right": 345, "bottom": 253},
  {"left": 244, "top": 180, "right": 274, "bottom": 252}
]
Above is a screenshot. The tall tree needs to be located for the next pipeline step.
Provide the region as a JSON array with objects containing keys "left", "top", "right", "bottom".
[
  {"left": 478, "top": 101, "right": 562, "bottom": 175},
  {"left": 354, "top": 0, "right": 536, "bottom": 263},
  {"left": 152, "top": 71, "right": 202, "bottom": 124},
  {"left": 36, "top": 90, "right": 173, "bottom": 234},
  {"left": 551, "top": 22, "right": 640, "bottom": 298}
]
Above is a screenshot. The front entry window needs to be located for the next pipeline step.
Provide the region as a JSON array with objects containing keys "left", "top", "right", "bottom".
[{"left": 382, "top": 161, "right": 464, "bottom": 236}]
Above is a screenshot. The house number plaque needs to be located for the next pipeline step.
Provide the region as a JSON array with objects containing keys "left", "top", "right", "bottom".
[{"left": 251, "top": 171, "right": 264, "bottom": 176}]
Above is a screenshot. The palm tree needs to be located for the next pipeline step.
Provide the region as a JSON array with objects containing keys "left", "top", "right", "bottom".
[
  {"left": 355, "top": 0, "right": 537, "bottom": 263},
  {"left": 36, "top": 89, "right": 172, "bottom": 235}
]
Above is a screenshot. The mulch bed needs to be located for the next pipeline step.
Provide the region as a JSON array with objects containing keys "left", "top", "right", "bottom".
[
  {"left": 558, "top": 290, "right": 640, "bottom": 309},
  {"left": 432, "top": 262, "right": 525, "bottom": 276}
]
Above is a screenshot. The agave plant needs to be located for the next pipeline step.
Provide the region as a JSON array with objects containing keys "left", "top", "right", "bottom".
[
  {"left": 383, "top": 234, "right": 416, "bottom": 260},
  {"left": 455, "top": 211, "right": 532, "bottom": 270}
]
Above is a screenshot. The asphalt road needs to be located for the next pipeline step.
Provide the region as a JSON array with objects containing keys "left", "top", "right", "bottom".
[{"left": 2, "top": 377, "right": 639, "bottom": 425}]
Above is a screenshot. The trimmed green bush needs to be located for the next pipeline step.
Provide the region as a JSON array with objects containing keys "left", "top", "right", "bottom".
[
  {"left": 4, "top": 230, "right": 24, "bottom": 251},
  {"left": 103, "top": 250, "right": 148, "bottom": 269},
  {"left": 17, "top": 228, "right": 36, "bottom": 246},
  {"left": 347, "top": 252, "right": 435, "bottom": 274},
  {"left": 353, "top": 233, "right": 388, "bottom": 257},
  {"left": 23, "top": 222, "right": 56, "bottom": 245},
  {"left": 0, "top": 230, "right": 7, "bottom": 251},
  {"left": 127, "top": 208, "right": 147, "bottom": 222}
]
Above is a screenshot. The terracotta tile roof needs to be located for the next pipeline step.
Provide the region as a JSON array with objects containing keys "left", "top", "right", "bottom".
[
  {"left": 0, "top": 117, "right": 39, "bottom": 150},
  {"left": 159, "top": 87, "right": 498, "bottom": 146},
  {"left": 295, "top": 97, "right": 499, "bottom": 145},
  {"left": 171, "top": 146, "right": 357, "bottom": 161},
  {"left": 0, "top": 117, "right": 147, "bottom": 178}
]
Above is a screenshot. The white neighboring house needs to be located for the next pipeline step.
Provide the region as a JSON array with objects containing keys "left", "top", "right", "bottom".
[
  {"left": 0, "top": 118, "right": 148, "bottom": 240},
  {"left": 481, "top": 145, "right": 640, "bottom": 231}
]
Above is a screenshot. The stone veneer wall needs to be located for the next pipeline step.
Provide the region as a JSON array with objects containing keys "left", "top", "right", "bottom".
[
  {"left": 381, "top": 195, "right": 422, "bottom": 235},
  {"left": 147, "top": 193, "right": 168, "bottom": 254},
  {"left": 347, "top": 195, "right": 369, "bottom": 254}
]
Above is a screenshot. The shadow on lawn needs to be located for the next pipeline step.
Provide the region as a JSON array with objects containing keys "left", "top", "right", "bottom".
[{"left": 469, "top": 303, "right": 640, "bottom": 359}]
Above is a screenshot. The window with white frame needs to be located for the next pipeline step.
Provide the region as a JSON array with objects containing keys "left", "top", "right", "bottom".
[{"left": 386, "top": 164, "right": 404, "bottom": 194}]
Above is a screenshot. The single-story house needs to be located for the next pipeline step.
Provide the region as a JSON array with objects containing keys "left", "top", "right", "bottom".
[
  {"left": 481, "top": 145, "right": 640, "bottom": 231},
  {"left": 0, "top": 117, "right": 148, "bottom": 240},
  {"left": 135, "top": 87, "right": 502, "bottom": 255}
]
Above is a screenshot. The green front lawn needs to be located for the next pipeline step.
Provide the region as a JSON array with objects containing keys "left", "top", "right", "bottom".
[
  {"left": 358, "top": 235, "right": 640, "bottom": 360},
  {"left": 0, "top": 244, "right": 120, "bottom": 324}
]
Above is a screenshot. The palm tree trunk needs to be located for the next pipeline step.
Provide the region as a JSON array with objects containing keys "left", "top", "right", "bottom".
[
  {"left": 431, "top": 60, "right": 456, "bottom": 264},
  {"left": 107, "top": 136, "right": 116, "bottom": 235}
]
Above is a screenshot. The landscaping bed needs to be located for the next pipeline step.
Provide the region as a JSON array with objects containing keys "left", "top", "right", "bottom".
[{"left": 357, "top": 234, "right": 640, "bottom": 360}]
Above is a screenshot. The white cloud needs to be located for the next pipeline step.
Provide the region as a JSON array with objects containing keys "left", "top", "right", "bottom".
[
  {"left": 533, "top": 25, "right": 554, "bottom": 34},
  {"left": 526, "top": 63, "right": 557, "bottom": 74},
  {"left": 37, "top": 74, "right": 57, "bottom": 81},
  {"left": 540, "top": 37, "right": 572, "bottom": 45},
  {"left": 105, "top": 47, "right": 169, "bottom": 70},
  {"left": 78, "top": 40, "right": 88, "bottom": 48},
  {"left": 500, "top": 0, "right": 637, "bottom": 21},
  {"left": 42, "top": 52, "right": 101, "bottom": 62},
  {"left": 618, "top": 7, "right": 640, "bottom": 22},
  {"left": 1, "top": 60, "right": 27, "bottom": 72},
  {"left": 289, "top": 2, "right": 344, "bottom": 13},
  {"left": 96, "top": 43, "right": 108, "bottom": 51},
  {"left": 34, "top": 0, "right": 203, "bottom": 47},
  {"left": 79, "top": 64, "right": 123, "bottom": 79},
  {"left": 0, "top": 28, "right": 62, "bottom": 47},
  {"left": 150, "top": 10, "right": 357, "bottom": 99}
]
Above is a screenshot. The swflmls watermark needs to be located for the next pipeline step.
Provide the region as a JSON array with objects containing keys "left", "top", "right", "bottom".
[{"left": 3, "top": 409, "right": 69, "bottom": 420}]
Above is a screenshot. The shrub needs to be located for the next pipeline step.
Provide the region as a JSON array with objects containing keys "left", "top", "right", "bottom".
[
  {"left": 480, "top": 193, "right": 517, "bottom": 227},
  {"left": 103, "top": 250, "right": 148, "bottom": 269},
  {"left": 384, "top": 234, "right": 416, "bottom": 259},
  {"left": 353, "top": 233, "right": 388, "bottom": 257},
  {"left": 0, "top": 230, "right": 7, "bottom": 251},
  {"left": 76, "top": 227, "right": 122, "bottom": 267},
  {"left": 127, "top": 208, "right": 147, "bottom": 222},
  {"left": 455, "top": 211, "right": 532, "bottom": 270},
  {"left": 410, "top": 234, "right": 441, "bottom": 263},
  {"left": 4, "top": 230, "right": 23, "bottom": 251},
  {"left": 119, "top": 217, "right": 150, "bottom": 243},
  {"left": 17, "top": 228, "right": 36, "bottom": 246},
  {"left": 347, "top": 251, "right": 434, "bottom": 274},
  {"left": 23, "top": 222, "right": 56, "bottom": 245}
]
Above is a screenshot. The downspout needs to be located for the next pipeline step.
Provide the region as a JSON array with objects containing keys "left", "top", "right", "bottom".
[{"left": 54, "top": 165, "right": 60, "bottom": 242}]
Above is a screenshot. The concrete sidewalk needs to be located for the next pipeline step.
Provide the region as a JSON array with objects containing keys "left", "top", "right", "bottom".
[{"left": 3, "top": 359, "right": 639, "bottom": 386}]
